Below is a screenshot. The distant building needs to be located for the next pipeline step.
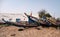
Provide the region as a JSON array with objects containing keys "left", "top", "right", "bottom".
[{"left": 0, "top": 13, "right": 38, "bottom": 22}]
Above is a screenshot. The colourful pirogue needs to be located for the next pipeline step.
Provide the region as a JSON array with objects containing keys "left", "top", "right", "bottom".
[{"left": 1, "top": 13, "right": 60, "bottom": 29}]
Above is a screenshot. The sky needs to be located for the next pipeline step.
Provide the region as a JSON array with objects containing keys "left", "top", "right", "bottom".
[{"left": 0, "top": 0, "right": 60, "bottom": 18}]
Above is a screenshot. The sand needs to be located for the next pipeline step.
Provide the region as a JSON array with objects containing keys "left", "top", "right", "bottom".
[{"left": 0, "top": 26, "right": 60, "bottom": 37}]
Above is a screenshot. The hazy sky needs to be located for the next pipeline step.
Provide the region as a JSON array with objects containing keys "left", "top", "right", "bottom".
[{"left": 0, "top": 0, "right": 60, "bottom": 18}]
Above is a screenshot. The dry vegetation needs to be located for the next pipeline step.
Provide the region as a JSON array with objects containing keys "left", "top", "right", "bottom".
[{"left": 0, "top": 26, "right": 60, "bottom": 37}]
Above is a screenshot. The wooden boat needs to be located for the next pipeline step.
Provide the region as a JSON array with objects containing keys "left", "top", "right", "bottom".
[{"left": 1, "top": 13, "right": 60, "bottom": 29}]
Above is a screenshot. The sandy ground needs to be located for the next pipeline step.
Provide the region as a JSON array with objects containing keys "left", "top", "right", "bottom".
[{"left": 0, "top": 26, "right": 60, "bottom": 37}]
